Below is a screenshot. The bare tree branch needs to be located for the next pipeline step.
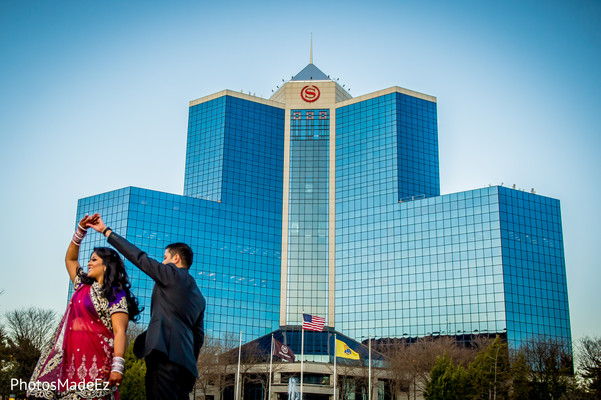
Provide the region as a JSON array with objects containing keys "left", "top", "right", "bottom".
[
  {"left": 4, "top": 307, "right": 58, "bottom": 351},
  {"left": 125, "top": 322, "right": 146, "bottom": 348},
  {"left": 577, "top": 335, "right": 601, "bottom": 396},
  {"left": 195, "top": 334, "right": 238, "bottom": 400},
  {"left": 518, "top": 336, "right": 574, "bottom": 398}
]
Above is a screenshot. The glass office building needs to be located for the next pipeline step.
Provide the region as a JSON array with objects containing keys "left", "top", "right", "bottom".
[{"left": 75, "top": 63, "right": 570, "bottom": 348}]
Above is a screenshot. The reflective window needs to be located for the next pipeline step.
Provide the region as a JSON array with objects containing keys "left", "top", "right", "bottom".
[{"left": 287, "top": 109, "right": 330, "bottom": 323}]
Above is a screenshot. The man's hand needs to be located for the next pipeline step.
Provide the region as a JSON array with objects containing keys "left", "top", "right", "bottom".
[
  {"left": 78, "top": 213, "right": 99, "bottom": 229},
  {"left": 87, "top": 213, "right": 108, "bottom": 234}
]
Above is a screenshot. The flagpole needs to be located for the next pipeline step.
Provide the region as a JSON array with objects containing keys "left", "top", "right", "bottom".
[
  {"left": 368, "top": 334, "right": 371, "bottom": 400},
  {"left": 301, "top": 318, "right": 305, "bottom": 400},
  {"left": 268, "top": 334, "right": 274, "bottom": 400},
  {"left": 236, "top": 331, "right": 242, "bottom": 400},
  {"left": 333, "top": 333, "right": 337, "bottom": 400}
]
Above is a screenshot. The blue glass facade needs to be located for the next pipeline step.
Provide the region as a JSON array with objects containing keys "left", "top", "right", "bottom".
[
  {"left": 184, "top": 96, "right": 226, "bottom": 201},
  {"left": 335, "top": 90, "right": 569, "bottom": 347},
  {"left": 336, "top": 185, "right": 570, "bottom": 347},
  {"left": 498, "top": 187, "right": 570, "bottom": 344},
  {"left": 185, "top": 95, "right": 284, "bottom": 209},
  {"left": 336, "top": 91, "right": 444, "bottom": 338},
  {"left": 77, "top": 94, "right": 284, "bottom": 340},
  {"left": 336, "top": 92, "right": 439, "bottom": 205},
  {"left": 287, "top": 109, "right": 330, "bottom": 324},
  {"left": 74, "top": 66, "right": 570, "bottom": 350}
]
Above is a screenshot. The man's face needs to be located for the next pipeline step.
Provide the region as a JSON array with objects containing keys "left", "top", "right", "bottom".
[{"left": 163, "top": 249, "right": 176, "bottom": 265}]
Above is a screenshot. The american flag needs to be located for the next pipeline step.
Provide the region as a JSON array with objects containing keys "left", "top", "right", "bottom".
[{"left": 302, "top": 313, "right": 325, "bottom": 331}]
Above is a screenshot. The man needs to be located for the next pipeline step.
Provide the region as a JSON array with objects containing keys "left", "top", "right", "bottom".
[{"left": 89, "top": 214, "right": 205, "bottom": 400}]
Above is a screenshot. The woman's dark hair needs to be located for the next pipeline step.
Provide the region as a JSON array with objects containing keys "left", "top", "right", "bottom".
[{"left": 81, "top": 247, "right": 142, "bottom": 322}]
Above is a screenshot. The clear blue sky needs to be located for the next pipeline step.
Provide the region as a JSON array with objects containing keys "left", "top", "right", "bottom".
[{"left": 1, "top": 0, "right": 599, "bottom": 343}]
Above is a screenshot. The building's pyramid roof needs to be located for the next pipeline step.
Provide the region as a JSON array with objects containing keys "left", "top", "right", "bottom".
[{"left": 291, "top": 63, "right": 330, "bottom": 81}]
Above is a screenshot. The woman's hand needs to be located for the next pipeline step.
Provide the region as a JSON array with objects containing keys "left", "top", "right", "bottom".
[
  {"left": 87, "top": 214, "right": 109, "bottom": 235},
  {"left": 108, "top": 371, "right": 123, "bottom": 387},
  {"left": 78, "top": 213, "right": 100, "bottom": 229}
]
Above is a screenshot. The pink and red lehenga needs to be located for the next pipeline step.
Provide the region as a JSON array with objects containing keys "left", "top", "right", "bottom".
[{"left": 28, "top": 269, "right": 128, "bottom": 400}]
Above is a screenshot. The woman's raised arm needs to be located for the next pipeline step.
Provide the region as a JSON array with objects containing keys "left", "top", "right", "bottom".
[{"left": 65, "top": 213, "right": 99, "bottom": 282}]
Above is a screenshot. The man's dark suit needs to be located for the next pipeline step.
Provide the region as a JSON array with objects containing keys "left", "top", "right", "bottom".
[{"left": 107, "top": 232, "right": 205, "bottom": 399}]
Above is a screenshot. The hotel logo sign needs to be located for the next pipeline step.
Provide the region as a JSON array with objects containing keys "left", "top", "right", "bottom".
[{"left": 301, "top": 85, "right": 320, "bottom": 103}]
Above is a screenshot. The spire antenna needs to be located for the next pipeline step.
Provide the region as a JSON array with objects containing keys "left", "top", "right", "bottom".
[{"left": 310, "top": 33, "right": 313, "bottom": 64}]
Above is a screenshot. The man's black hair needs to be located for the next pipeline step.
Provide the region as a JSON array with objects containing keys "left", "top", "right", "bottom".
[{"left": 166, "top": 242, "right": 193, "bottom": 269}]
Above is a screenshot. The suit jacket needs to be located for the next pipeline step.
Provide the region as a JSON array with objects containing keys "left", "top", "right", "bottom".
[{"left": 108, "top": 232, "right": 205, "bottom": 378}]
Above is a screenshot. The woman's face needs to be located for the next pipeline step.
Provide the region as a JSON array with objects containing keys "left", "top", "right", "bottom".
[{"left": 87, "top": 252, "right": 105, "bottom": 282}]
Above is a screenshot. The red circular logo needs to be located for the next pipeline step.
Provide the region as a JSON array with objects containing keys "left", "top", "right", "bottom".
[{"left": 301, "top": 85, "right": 320, "bottom": 102}]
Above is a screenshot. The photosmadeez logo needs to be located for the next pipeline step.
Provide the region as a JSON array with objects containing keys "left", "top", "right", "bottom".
[
  {"left": 300, "top": 85, "right": 320, "bottom": 102},
  {"left": 12, "top": 378, "right": 111, "bottom": 393}
]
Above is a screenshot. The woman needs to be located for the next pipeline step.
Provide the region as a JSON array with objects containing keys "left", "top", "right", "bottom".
[{"left": 28, "top": 214, "right": 141, "bottom": 399}]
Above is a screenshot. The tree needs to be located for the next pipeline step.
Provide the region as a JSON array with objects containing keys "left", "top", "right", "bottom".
[
  {"left": 3, "top": 307, "right": 57, "bottom": 398},
  {"left": 195, "top": 335, "right": 238, "bottom": 400},
  {"left": 0, "top": 324, "right": 14, "bottom": 400},
  {"left": 116, "top": 322, "right": 146, "bottom": 400},
  {"left": 334, "top": 359, "right": 361, "bottom": 400},
  {"left": 119, "top": 341, "right": 146, "bottom": 400},
  {"left": 354, "top": 344, "right": 383, "bottom": 400},
  {"left": 468, "top": 336, "right": 510, "bottom": 399},
  {"left": 373, "top": 335, "right": 483, "bottom": 399},
  {"left": 423, "top": 353, "right": 472, "bottom": 400},
  {"left": 519, "top": 336, "right": 575, "bottom": 399},
  {"left": 378, "top": 340, "right": 412, "bottom": 400},
  {"left": 4, "top": 307, "right": 57, "bottom": 351},
  {"left": 509, "top": 349, "right": 531, "bottom": 400},
  {"left": 577, "top": 336, "right": 601, "bottom": 397},
  {"left": 256, "top": 342, "right": 287, "bottom": 400},
  {"left": 238, "top": 340, "right": 269, "bottom": 400},
  {"left": 406, "top": 336, "right": 477, "bottom": 398},
  {"left": 125, "top": 322, "right": 146, "bottom": 346},
  {"left": 195, "top": 334, "right": 239, "bottom": 400}
]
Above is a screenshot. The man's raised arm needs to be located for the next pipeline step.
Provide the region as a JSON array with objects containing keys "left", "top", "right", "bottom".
[{"left": 87, "top": 213, "right": 175, "bottom": 284}]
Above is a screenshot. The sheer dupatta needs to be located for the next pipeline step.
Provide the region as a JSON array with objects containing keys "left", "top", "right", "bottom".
[{"left": 28, "top": 273, "right": 121, "bottom": 400}]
